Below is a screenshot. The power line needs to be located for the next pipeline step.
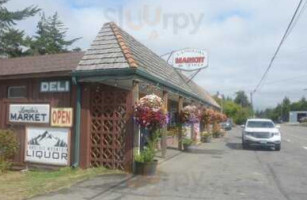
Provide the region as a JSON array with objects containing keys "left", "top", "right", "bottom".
[
  {"left": 253, "top": 0, "right": 305, "bottom": 94},
  {"left": 284, "top": 0, "right": 307, "bottom": 40}
]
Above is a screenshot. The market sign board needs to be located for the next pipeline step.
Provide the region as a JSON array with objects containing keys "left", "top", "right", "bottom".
[
  {"left": 9, "top": 104, "right": 50, "bottom": 124},
  {"left": 51, "top": 108, "right": 73, "bottom": 127},
  {"left": 25, "top": 127, "right": 70, "bottom": 166},
  {"left": 40, "top": 80, "right": 70, "bottom": 92},
  {"left": 171, "top": 49, "right": 208, "bottom": 71}
]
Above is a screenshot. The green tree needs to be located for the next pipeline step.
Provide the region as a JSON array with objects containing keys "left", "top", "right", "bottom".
[
  {"left": 281, "top": 97, "right": 290, "bottom": 122},
  {"left": 0, "top": 0, "right": 39, "bottom": 57},
  {"left": 234, "top": 90, "right": 251, "bottom": 108},
  {"left": 29, "top": 12, "right": 81, "bottom": 55}
]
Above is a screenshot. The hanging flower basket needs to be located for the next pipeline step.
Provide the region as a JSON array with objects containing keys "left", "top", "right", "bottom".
[
  {"left": 180, "top": 105, "right": 201, "bottom": 124},
  {"left": 134, "top": 94, "right": 168, "bottom": 130}
]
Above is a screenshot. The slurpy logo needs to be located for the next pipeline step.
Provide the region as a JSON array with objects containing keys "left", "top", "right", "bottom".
[{"left": 104, "top": 5, "right": 204, "bottom": 39}]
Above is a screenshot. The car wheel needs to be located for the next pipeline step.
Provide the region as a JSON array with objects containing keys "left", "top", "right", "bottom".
[
  {"left": 275, "top": 144, "right": 281, "bottom": 151},
  {"left": 242, "top": 140, "right": 248, "bottom": 149}
]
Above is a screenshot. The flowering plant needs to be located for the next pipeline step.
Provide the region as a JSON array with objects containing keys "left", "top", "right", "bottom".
[
  {"left": 134, "top": 94, "right": 168, "bottom": 130},
  {"left": 180, "top": 105, "right": 201, "bottom": 124}
]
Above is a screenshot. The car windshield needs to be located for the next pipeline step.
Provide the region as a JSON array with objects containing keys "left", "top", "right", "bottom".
[{"left": 247, "top": 121, "right": 274, "bottom": 128}]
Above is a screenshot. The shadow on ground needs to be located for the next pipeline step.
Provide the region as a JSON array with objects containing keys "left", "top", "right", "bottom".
[
  {"left": 226, "top": 142, "right": 275, "bottom": 151},
  {"left": 187, "top": 147, "right": 224, "bottom": 155}
]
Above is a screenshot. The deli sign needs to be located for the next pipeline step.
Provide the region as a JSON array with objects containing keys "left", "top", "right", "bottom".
[
  {"left": 51, "top": 108, "right": 73, "bottom": 127},
  {"left": 40, "top": 80, "right": 70, "bottom": 92},
  {"left": 171, "top": 49, "right": 208, "bottom": 71},
  {"left": 9, "top": 104, "right": 50, "bottom": 123}
]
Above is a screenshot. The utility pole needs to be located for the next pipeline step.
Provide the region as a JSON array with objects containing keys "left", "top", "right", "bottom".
[{"left": 250, "top": 91, "right": 254, "bottom": 118}]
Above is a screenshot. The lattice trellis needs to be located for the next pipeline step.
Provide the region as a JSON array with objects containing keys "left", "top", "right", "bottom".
[{"left": 90, "top": 86, "right": 128, "bottom": 170}]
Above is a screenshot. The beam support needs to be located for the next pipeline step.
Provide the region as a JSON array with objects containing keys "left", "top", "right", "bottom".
[
  {"left": 132, "top": 80, "right": 140, "bottom": 168},
  {"left": 161, "top": 91, "right": 168, "bottom": 158},
  {"left": 178, "top": 96, "right": 184, "bottom": 150}
]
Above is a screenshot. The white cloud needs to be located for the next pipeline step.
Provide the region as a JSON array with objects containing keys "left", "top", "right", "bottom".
[{"left": 6, "top": 0, "right": 307, "bottom": 109}]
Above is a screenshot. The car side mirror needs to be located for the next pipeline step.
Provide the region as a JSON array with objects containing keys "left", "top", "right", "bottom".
[
  {"left": 241, "top": 125, "right": 245, "bottom": 128},
  {"left": 276, "top": 125, "right": 280, "bottom": 129}
]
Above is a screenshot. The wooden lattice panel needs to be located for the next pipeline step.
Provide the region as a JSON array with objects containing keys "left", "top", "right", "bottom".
[{"left": 89, "top": 85, "right": 128, "bottom": 170}]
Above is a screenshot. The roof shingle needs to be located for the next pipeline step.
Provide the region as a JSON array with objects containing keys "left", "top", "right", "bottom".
[
  {"left": 76, "top": 22, "right": 220, "bottom": 108},
  {"left": 0, "top": 52, "right": 84, "bottom": 77}
]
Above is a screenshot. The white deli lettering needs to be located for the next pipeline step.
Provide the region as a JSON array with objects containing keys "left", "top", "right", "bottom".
[{"left": 41, "top": 81, "right": 70, "bottom": 92}]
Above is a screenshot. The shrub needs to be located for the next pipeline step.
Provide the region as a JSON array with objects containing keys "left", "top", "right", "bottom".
[
  {"left": 201, "top": 131, "right": 212, "bottom": 143},
  {"left": 182, "top": 138, "right": 193, "bottom": 146},
  {"left": 212, "top": 123, "right": 221, "bottom": 138},
  {"left": 0, "top": 129, "right": 18, "bottom": 172},
  {"left": 134, "top": 147, "right": 155, "bottom": 163}
]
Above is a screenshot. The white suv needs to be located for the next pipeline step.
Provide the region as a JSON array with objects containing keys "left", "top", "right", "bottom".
[{"left": 242, "top": 119, "right": 281, "bottom": 151}]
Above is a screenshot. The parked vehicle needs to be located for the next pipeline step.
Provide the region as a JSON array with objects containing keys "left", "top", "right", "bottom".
[
  {"left": 221, "top": 119, "right": 232, "bottom": 131},
  {"left": 241, "top": 119, "right": 281, "bottom": 151}
]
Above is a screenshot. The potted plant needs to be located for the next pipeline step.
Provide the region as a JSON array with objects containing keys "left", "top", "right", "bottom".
[
  {"left": 134, "top": 140, "right": 158, "bottom": 176},
  {"left": 182, "top": 138, "right": 193, "bottom": 152},
  {"left": 134, "top": 94, "right": 168, "bottom": 176},
  {"left": 201, "top": 131, "right": 212, "bottom": 143}
]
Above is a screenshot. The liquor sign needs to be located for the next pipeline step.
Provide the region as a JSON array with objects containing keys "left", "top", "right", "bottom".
[
  {"left": 9, "top": 104, "right": 50, "bottom": 123},
  {"left": 51, "top": 108, "right": 73, "bottom": 127},
  {"left": 25, "top": 127, "right": 70, "bottom": 166},
  {"left": 171, "top": 49, "right": 208, "bottom": 71},
  {"left": 40, "top": 80, "right": 70, "bottom": 92}
]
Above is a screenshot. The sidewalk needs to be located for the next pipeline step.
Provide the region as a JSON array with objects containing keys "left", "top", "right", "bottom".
[{"left": 31, "top": 147, "right": 183, "bottom": 200}]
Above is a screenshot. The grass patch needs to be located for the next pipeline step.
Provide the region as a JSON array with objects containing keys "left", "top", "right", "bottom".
[{"left": 0, "top": 167, "right": 123, "bottom": 200}]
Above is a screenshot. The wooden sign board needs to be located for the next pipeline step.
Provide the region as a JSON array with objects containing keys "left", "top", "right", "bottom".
[{"left": 51, "top": 108, "right": 73, "bottom": 127}]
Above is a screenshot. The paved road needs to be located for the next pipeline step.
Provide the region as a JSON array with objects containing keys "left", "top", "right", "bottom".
[{"left": 32, "top": 125, "right": 307, "bottom": 200}]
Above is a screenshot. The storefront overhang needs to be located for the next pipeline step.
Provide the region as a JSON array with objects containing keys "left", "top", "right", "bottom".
[{"left": 72, "top": 68, "right": 219, "bottom": 109}]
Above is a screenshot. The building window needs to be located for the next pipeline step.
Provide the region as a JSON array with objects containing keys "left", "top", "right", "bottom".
[{"left": 8, "top": 86, "right": 27, "bottom": 98}]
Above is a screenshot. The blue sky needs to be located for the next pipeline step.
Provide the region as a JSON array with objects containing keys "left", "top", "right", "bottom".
[{"left": 6, "top": 0, "right": 307, "bottom": 110}]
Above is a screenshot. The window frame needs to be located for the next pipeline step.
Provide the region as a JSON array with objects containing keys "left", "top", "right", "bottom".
[{"left": 7, "top": 85, "right": 27, "bottom": 99}]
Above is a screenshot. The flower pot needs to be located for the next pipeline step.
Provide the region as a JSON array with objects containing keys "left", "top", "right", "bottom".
[
  {"left": 134, "top": 160, "right": 158, "bottom": 176},
  {"left": 201, "top": 136, "right": 211, "bottom": 143},
  {"left": 183, "top": 144, "right": 192, "bottom": 152}
]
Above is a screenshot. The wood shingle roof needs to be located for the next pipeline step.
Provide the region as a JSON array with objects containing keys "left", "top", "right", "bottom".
[{"left": 76, "top": 22, "right": 220, "bottom": 108}]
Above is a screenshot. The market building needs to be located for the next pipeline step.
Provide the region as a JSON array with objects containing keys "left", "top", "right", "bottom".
[{"left": 0, "top": 22, "right": 220, "bottom": 171}]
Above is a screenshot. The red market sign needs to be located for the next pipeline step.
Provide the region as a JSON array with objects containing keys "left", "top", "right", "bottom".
[
  {"left": 51, "top": 108, "right": 73, "bottom": 127},
  {"left": 171, "top": 49, "right": 208, "bottom": 71}
]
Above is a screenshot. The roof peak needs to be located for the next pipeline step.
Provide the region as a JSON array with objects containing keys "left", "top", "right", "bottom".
[{"left": 108, "top": 22, "right": 138, "bottom": 68}]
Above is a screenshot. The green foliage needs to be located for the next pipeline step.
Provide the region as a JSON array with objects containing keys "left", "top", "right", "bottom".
[
  {"left": 233, "top": 107, "right": 252, "bottom": 125},
  {"left": 134, "top": 147, "right": 155, "bottom": 163},
  {"left": 0, "top": 0, "right": 39, "bottom": 30},
  {"left": 182, "top": 138, "right": 193, "bottom": 145},
  {"left": 234, "top": 91, "right": 251, "bottom": 108},
  {"left": 0, "top": 0, "right": 39, "bottom": 57},
  {"left": 201, "top": 131, "right": 212, "bottom": 140},
  {"left": 256, "top": 96, "right": 307, "bottom": 122},
  {"left": 135, "top": 129, "right": 161, "bottom": 163},
  {"left": 29, "top": 12, "right": 81, "bottom": 55},
  {"left": 0, "top": 129, "right": 18, "bottom": 172},
  {"left": 214, "top": 91, "right": 252, "bottom": 125}
]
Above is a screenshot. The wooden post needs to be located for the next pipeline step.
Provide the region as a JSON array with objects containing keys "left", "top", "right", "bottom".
[
  {"left": 162, "top": 91, "right": 168, "bottom": 158},
  {"left": 132, "top": 80, "right": 140, "bottom": 161},
  {"left": 178, "top": 96, "right": 183, "bottom": 150}
]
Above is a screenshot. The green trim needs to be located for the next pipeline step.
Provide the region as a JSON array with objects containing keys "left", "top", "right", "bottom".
[
  {"left": 72, "top": 68, "right": 220, "bottom": 109},
  {"left": 73, "top": 82, "right": 81, "bottom": 167},
  {"left": 72, "top": 68, "right": 134, "bottom": 77}
]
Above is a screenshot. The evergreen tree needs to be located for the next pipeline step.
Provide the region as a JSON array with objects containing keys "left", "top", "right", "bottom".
[
  {"left": 29, "top": 12, "right": 81, "bottom": 55},
  {"left": 234, "top": 90, "right": 251, "bottom": 108},
  {"left": 0, "top": 0, "right": 39, "bottom": 57}
]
